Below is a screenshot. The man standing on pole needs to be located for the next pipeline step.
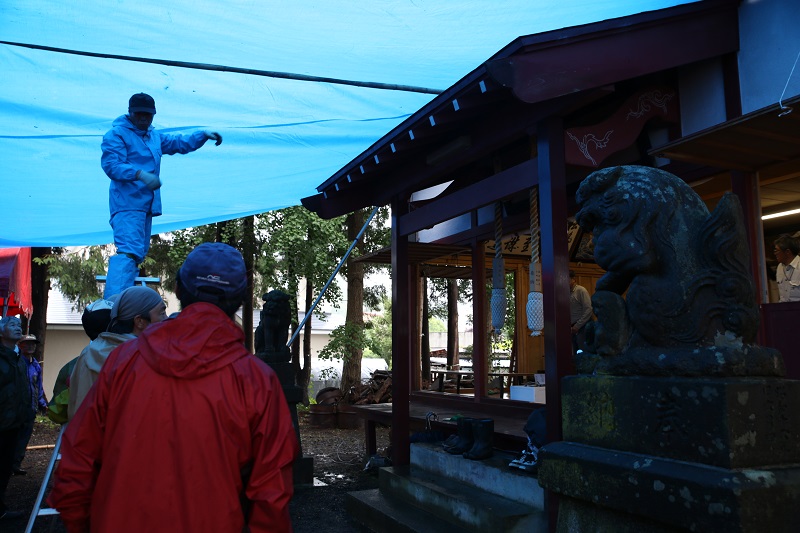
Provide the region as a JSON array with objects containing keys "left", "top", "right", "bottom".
[{"left": 101, "top": 93, "right": 223, "bottom": 298}]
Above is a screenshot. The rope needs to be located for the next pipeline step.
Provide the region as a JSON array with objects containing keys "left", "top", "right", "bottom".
[
  {"left": 491, "top": 202, "right": 506, "bottom": 332},
  {"left": 529, "top": 187, "right": 540, "bottom": 265},
  {"left": 494, "top": 202, "right": 503, "bottom": 261},
  {"left": 527, "top": 187, "right": 544, "bottom": 336}
]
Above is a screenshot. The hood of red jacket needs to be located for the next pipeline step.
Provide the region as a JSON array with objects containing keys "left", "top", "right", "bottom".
[{"left": 135, "top": 302, "right": 249, "bottom": 379}]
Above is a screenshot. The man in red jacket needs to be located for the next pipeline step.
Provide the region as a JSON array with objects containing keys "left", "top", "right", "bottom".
[{"left": 49, "top": 243, "right": 298, "bottom": 532}]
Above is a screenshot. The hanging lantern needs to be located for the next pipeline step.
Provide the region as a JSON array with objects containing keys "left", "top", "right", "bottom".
[
  {"left": 527, "top": 291, "right": 544, "bottom": 335},
  {"left": 527, "top": 188, "right": 544, "bottom": 336},
  {"left": 491, "top": 202, "right": 506, "bottom": 334},
  {"left": 491, "top": 287, "right": 507, "bottom": 332}
]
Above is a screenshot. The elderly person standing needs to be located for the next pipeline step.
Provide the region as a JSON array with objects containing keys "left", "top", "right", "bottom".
[
  {"left": 774, "top": 234, "right": 800, "bottom": 302},
  {"left": 12, "top": 334, "right": 47, "bottom": 476},
  {"left": 102, "top": 93, "right": 223, "bottom": 299},
  {"left": 68, "top": 286, "right": 166, "bottom": 419},
  {"left": 0, "top": 317, "right": 29, "bottom": 521}
]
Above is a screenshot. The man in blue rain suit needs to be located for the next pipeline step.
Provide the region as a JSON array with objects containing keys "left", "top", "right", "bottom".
[{"left": 101, "top": 92, "right": 223, "bottom": 298}]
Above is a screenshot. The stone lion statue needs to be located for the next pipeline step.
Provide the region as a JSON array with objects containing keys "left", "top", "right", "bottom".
[
  {"left": 574, "top": 165, "right": 783, "bottom": 377},
  {"left": 254, "top": 289, "right": 291, "bottom": 364}
]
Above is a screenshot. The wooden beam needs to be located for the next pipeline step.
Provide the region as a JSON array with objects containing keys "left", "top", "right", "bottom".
[
  {"left": 537, "top": 119, "right": 571, "bottom": 445},
  {"left": 731, "top": 171, "right": 769, "bottom": 305},
  {"left": 398, "top": 159, "right": 538, "bottom": 237}
]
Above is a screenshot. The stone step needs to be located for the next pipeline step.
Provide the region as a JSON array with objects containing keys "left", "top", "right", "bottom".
[
  {"left": 346, "top": 488, "right": 472, "bottom": 533},
  {"left": 409, "top": 442, "right": 544, "bottom": 509},
  {"left": 379, "top": 465, "right": 546, "bottom": 532}
]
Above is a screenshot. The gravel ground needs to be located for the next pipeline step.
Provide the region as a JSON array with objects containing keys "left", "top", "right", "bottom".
[{"left": 3, "top": 412, "right": 391, "bottom": 533}]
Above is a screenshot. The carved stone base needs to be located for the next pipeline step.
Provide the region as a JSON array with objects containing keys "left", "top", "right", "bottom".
[
  {"left": 576, "top": 343, "right": 784, "bottom": 378},
  {"left": 538, "top": 375, "right": 800, "bottom": 531},
  {"left": 258, "top": 347, "right": 292, "bottom": 365},
  {"left": 259, "top": 359, "right": 314, "bottom": 485},
  {"left": 560, "top": 375, "right": 800, "bottom": 468},
  {"left": 540, "top": 442, "right": 800, "bottom": 532}
]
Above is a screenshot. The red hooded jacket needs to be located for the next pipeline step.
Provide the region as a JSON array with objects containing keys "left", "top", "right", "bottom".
[{"left": 49, "top": 302, "right": 298, "bottom": 532}]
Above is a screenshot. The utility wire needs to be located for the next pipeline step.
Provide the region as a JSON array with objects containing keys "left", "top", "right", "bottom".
[{"left": 0, "top": 40, "right": 444, "bottom": 95}]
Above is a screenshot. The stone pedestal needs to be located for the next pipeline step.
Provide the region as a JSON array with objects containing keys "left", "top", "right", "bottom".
[
  {"left": 538, "top": 375, "right": 800, "bottom": 532},
  {"left": 259, "top": 358, "right": 314, "bottom": 485}
]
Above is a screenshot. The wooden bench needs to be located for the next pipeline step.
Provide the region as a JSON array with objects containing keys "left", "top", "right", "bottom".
[{"left": 348, "top": 401, "right": 529, "bottom": 459}]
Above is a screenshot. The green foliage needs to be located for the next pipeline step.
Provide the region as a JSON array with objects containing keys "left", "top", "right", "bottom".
[
  {"left": 318, "top": 322, "right": 367, "bottom": 363},
  {"left": 147, "top": 225, "right": 218, "bottom": 291},
  {"left": 257, "top": 207, "right": 349, "bottom": 319},
  {"left": 364, "top": 282, "right": 387, "bottom": 311},
  {"left": 364, "top": 298, "right": 392, "bottom": 367},
  {"left": 428, "top": 316, "right": 446, "bottom": 332},
  {"left": 427, "top": 277, "right": 472, "bottom": 320},
  {"left": 35, "top": 413, "right": 59, "bottom": 429},
  {"left": 35, "top": 246, "right": 110, "bottom": 310}
]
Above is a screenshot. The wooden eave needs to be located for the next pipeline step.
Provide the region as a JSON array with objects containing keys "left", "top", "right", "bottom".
[
  {"left": 301, "top": 0, "right": 740, "bottom": 220},
  {"left": 353, "top": 242, "right": 533, "bottom": 279},
  {"left": 651, "top": 93, "right": 800, "bottom": 228},
  {"left": 652, "top": 94, "right": 800, "bottom": 177}
]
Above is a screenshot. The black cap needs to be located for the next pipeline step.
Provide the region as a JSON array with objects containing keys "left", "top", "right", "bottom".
[{"left": 129, "top": 93, "right": 156, "bottom": 114}]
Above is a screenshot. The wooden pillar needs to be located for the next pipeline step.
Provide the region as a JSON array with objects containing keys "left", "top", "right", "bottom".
[
  {"left": 537, "top": 117, "right": 571, "bottom": 443},
  {"left": 730, "top": 171, "right": 768, "bottom": 304},
  {"left": 391, "top": 199, "right": 411, "bottom": 466},
  {"left": 471, "top": 234, "right": 488, "bottom": 402}
]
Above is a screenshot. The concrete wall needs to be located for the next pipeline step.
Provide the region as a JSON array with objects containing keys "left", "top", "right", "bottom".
[
  {"left": 675, "top": 0, "right": 800, "bottom": 135},
  {"left": 41, "top": 327, "right": 90, "bottom": 399}
]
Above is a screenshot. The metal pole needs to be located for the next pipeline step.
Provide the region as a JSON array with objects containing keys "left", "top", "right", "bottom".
[
  {"left": 0, "top": 41, "right": 443, "bottom": 95},
  {"left": 25, "top": 424, "right": 66, "bottom": 533},
  {"left": 287, "top": 206, "right": 379, "bottom": 347}
]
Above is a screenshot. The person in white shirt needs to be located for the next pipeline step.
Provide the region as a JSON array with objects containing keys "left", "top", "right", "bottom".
[{"left": 774, "top": 234, "right": 800, "bottom": 302}]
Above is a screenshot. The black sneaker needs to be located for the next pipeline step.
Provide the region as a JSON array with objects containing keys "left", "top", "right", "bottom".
[
  {"left": 0, "top": 510, "right": 24, "bottom": 520},
  {"left": 12, "top": 468, "right": 26, "bottom": 476}
]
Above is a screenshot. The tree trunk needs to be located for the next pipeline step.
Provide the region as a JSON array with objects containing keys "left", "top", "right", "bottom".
[
  {"left": 421, "top": 276, "right": 430, "bottom": 383},
  {"left": 242, "top": 216, "right": 255, "bottom": 352},
  {"left": 300, "top": 276, "right": 313, "bottom": 403},
  {"left": 340, "top": 211, "right": 365, "bottom": 399},
  {"left": 447, "top": 278, "right": 459, "bottom": 367},
  {"left": 29, "top": 247, "right": 51, "bottom": 374}
]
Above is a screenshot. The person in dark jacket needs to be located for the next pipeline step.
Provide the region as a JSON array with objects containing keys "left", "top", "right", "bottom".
[
  {"left": 0, "top": 316, "right": 30, "bottom": 521},
  {"left": 102, "top": 93, "right": 223, "bottom": 298},
  {"left": 12, "top": 334, "right": 48, "bottom": 475}
]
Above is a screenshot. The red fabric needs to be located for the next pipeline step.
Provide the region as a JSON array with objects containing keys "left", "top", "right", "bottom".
[
  {"left": 48, "top": 303, "right": 298, "bottom": 533},
  {"left": 0, "top": 247, "right": 32, "bottom": 317}
]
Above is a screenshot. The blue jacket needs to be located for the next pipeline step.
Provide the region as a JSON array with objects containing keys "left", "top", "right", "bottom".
[
  {"left": 25, "top": 356, "right": 47, "bottom": 413},
  {"left": 101, "top": 115, "right": 209, "bottom": 218}
]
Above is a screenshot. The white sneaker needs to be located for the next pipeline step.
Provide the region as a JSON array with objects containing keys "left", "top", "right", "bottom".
[{"left": 509, "top": 444, "right": 539, "bottom": 472}]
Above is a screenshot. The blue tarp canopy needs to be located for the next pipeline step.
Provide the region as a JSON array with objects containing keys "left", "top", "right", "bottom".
[{"left": 1, "top": 0, "right": 692, "bottom": 247}]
